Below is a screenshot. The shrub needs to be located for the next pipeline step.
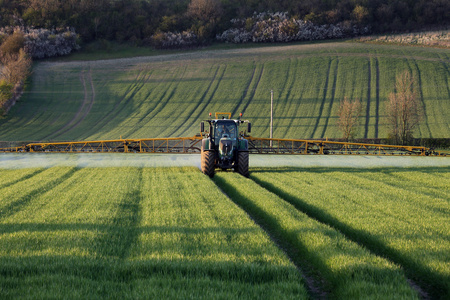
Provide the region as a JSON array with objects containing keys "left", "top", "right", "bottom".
[
  {"left": 0, "top": 31, "right": 25, "bottom": 55},
  {"left": 0, "top": 79, "right": 13, "bottom": 105},
  {"left": 151, "top": 30, "right": 198, "bottom": 49},
  {"left": 217, "top": 12, "right": 370, "bottom": 44},
  {"left": 0, "top": 27, "right": 80, "bottom": 59}
]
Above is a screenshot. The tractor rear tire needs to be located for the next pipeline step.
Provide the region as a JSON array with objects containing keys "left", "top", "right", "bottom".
[
  {"left": 237, "top": 151, "right": 249, "bottom": 177},
  {"left": 201, "top": 150, "right": 215, "bottom": 177}
]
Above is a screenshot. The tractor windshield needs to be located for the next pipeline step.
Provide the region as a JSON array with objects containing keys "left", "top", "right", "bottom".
[{"left": 215, "top": 121, "right": 237, "bottom": 142}]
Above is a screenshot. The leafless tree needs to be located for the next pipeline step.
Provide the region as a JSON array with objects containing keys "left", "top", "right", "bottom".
[
  {"left": 386, "top": 71, "right": 422, "bottom": 145},
  {"left": 337, "top": 97, "right": 362, "bottom": 141}
]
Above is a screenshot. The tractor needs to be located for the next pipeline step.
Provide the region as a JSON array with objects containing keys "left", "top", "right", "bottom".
[{"left": 200, "top": 112, "right": 251, "bottom": 177}]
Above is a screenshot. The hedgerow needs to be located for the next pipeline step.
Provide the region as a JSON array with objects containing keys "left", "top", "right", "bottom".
[
  {"left": 151, "top": 30, "right": 198, "bottom": 49},
  {"left": 217, "top": 12, "right": 370, "bottom": 44},
  {"left": 0, "top": 27, "right": 80, "bottom": 59}
]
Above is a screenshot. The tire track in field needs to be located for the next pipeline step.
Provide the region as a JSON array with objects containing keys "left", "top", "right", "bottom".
[
  {"left": 122, "top": 67, "right": 181, "bottom": 138},
  {"left": 165, "top": 65, "right": 220, "bottom": 137},
  {"left": 45, "top": 68, "right": 97, "bottom": 140},
  {"left": 364, "top": 59, "right": 371, "bottom": 138},
  {"left": 374, "top": 58, "right": 380, "bottom": 138},
  {"left": 83, "top": 67, "right": 150, "bottom": 138},
  {"left": 410, "top": 59, "right": 432, "bottom": 138},
  {"left": 0, "top": 168, "right": 79, "bottom": 221},
  {"left": 135, "top": 66, "right": 188, "bottom": 138},
  {"left": 41, "top": 69, "right": 91, "bottom": 140},
  {"left": 0, "top": 69, "right": 69, "bottom": 140},
  {"left": 440, "top": 61, "right": 450, "bottom": 135},
  {"left": 247, "top": 174, "right": 436, "bottom": 299},
  {"left": 320, "top": 58, "right": 339, "bottom": 139},
  {"left": 212, "top": 175, "right": 328, "bottom": 300},
  {"left": 240, "top": 64, "right": 265, "bottom": 117},
  {"left": 95, "top": 69, "right": 154, "bottom": 137},
  {"left": 283, "top": 59, "right": 306, "bottom": 138},
  {"left": 176, "top": 65, "right": 227, "bottom": 137},
  {"left": 276, "top": 58, "right": 296, "bottom": 138},
  {"left": 310, "top": 58, "right": 332, "bottom": 139},
  {"left": 230, "top": 62, "right": 263, "bottom": 118},
  {"left": 230, "top": 63, "right": 256, "bottom": 119}
]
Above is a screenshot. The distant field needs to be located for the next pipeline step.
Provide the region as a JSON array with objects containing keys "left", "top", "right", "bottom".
[
  {"left": 1, "top": 165, "right": 449, "bottom": 298},
  {"left": 0, "top": 42, "right": 449, "bottom": 142}
]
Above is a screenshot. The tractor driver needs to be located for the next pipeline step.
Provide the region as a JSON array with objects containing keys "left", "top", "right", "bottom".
[{"left": 216, "top": 123, "right": 236, "bottom": 139}]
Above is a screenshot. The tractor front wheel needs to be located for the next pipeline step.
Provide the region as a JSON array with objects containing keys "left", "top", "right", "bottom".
[
  {"left": 201, "top": 150, "right": 215, "bottom": 177},
  {"left": 237, "top": 151, "right": 249, "bottom": 177}
]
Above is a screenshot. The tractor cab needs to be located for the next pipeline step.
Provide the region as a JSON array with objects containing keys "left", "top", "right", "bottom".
[{"left": 200, "top": 112, "right": 251, "bottom": 177}]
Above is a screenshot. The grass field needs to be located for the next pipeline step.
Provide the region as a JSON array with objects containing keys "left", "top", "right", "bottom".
[
  {"left": 0, "top": 41, "right": 448, "bottom": 142},
  {"left": 1, "top": 163, "right": 449, "bottom": 298}
]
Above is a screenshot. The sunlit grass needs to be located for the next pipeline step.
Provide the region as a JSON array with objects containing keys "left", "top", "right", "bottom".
[
  {"left": 251, "top": 166, "right": 450, "bottom": 298},
  {"left": 0, "top": 42, "right": 448, "bottom": 142},
  {"left": 0, "top": 166, "right": 307, "bottom": 299},
  {"left": 214, "top": 172, "right": 418, "bottom": 299}
]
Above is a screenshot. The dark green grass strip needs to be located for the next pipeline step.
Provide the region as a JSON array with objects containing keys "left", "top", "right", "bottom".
[
  {"left": 250, "top": 168, "right": 448, "bottom": 299},
  {"left": 0, "top": 257, "right": 304, "bottom": 299},
  {"left": 213, "top": 172, "right": 418, "bottom": 299}
]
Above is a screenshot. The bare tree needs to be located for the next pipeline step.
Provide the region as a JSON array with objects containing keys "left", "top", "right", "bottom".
[
  {"left": 386, "top": 71, "right": 422, "bottom": 145},
  {"left": 337, "top": 97, "right": 362, "bottom": 141}
]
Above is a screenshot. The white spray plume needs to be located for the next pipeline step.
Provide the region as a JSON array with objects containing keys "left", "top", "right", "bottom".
[{"left": 0, "top": 153, "right": 448, "bottom": 170}]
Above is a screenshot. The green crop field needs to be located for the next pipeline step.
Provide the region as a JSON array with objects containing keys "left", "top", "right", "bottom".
[
  {"left": 1, "top": 164, "right": 449, "bottom": 299},
  {"left": 0, "top": 41, "right": 449, "bottom": 142}
]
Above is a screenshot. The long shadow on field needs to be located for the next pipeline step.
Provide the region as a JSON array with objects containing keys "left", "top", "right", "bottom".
[
  {"left": 213, "top": 175, "right": 329, "bottom": 299},
  {"left": 0, "top": 223, "right": 260, "bottom": 235},
  {"left": 0, "top": 168, "right": 47, "bottom": 190},
  {"left": 251, "top": 166, "right": 450, "bottom": 175},
  {"left": 93, "top": 168, "right": 144, "bottom": 260},
  {"left": 0, "top": 168, "right": 79, "bottom": 221},
  {"left": 0, "top": 255, "right": 305, "bottom": 299},
  {"left": 249, "top": 173, "right": 448, "bottom": 299}
]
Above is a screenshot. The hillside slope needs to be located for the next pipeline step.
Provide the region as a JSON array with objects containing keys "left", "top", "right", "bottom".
[{"left": 0, "top": 42, "right": 449, "bottom": 142}]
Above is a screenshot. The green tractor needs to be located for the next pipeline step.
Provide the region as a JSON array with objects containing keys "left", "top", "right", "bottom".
[{"left": 200, "top": 112, "right": 251, "bottom": 178}]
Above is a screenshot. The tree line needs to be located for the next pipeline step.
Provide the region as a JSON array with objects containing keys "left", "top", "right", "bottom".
[{"left": 0, "top": 0, "right": 448, "bottom": 45}]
